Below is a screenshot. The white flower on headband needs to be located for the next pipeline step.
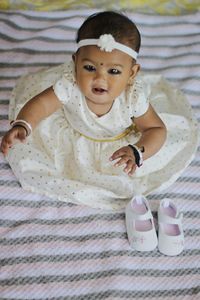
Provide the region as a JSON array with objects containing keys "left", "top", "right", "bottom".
[
  {"left": 97, "top": 34, "right": 116, "bottom": 52},
  {"left": 77, "top": 34, "right": 138, "bottom": 60}
]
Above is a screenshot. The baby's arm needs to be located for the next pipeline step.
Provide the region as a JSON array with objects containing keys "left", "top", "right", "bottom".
[
  {"left": 110, "top": 104, "right": 167, "bottom": 175},
  {"left": 132, "top": 104, "right": 167, "bottom": 160},
  {"left": 16, "top": 87, "right": 62, "bottom": 129},
  {"left": 1, "top": 87, "right": 62, "bottom": 155}
]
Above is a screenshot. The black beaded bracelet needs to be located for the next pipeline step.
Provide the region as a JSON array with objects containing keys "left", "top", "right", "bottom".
[{"left": 128, "top": 144, "right": 143, "bottom": 167}]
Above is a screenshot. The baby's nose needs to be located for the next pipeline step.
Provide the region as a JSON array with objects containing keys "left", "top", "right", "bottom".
[{"left": 95, "top": 70, "right": 106, "bottom": 80}]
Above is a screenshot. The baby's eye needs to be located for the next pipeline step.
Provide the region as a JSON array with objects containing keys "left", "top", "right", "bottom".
[
  {"left": 108, "top": 68, "right": 121, "bottom": 75},
  {"left": 83, "top": 65, "right": 96, "bottom": 72}
]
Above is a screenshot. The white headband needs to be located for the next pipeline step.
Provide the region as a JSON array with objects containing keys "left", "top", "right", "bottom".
[{"left": 77, "top": 34, "right": 138, "bottom": 60}]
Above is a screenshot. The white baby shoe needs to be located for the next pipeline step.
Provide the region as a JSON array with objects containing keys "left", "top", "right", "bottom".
[
  {"left": 126, "top": 195, "right": 158, "bottom": 252},
  {"left": 158, "top": 199, "right": 184, "bottom": 256}
]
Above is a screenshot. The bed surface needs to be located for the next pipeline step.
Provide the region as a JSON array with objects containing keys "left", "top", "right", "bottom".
[{"left": 0, "top": 9, "right": 200, "bottom": 299}]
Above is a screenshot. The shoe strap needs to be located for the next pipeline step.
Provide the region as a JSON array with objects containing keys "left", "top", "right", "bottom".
[
  {"left": 131, "top": 209, "right": 153, "bottom": 221},
  {"left": 159, "top": 212, "right": 183, "bottom": 225}
]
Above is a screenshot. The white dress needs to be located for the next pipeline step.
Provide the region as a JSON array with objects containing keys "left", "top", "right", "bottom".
[{"left": 7, "top": 61, "right": 199, "bottom": 211}]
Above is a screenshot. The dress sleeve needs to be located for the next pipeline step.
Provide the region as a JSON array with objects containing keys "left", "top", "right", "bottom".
[
  {"left": 52, "top": 61, "right": 75, "bottom": 105},
  {"left": 127, "top": 76, "right": 150, "bottom": 118}
]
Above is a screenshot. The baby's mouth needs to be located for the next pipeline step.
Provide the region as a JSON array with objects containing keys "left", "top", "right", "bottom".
[{"left": 92, "top": 87, "right": 107, "bottom": 94}]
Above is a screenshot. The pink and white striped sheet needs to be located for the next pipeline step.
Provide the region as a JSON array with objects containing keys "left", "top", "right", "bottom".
[{"left": 0, "top": 9, "right": 200, "bottom": 300}]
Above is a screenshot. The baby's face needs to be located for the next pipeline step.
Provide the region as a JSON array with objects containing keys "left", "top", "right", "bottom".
[{"left": 74, "top": 46, "right": 139, "bottom": 111}]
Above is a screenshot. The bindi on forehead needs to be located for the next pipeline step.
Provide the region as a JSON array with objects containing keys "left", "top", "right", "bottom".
[{"left": 100, "top": 63, "right": 104, "bottom": 66}]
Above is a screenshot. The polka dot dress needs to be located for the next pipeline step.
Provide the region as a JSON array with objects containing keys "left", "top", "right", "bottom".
[{"left": 7, "top": 61, "right": 199, "bottom": 211}]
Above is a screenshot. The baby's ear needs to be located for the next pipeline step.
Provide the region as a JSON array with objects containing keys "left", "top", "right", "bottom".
[
  {"left": 72, "top": 54, "right": 77, "bottom": 74},
  {"left": 128, "top": 64, "right": 140, "bottom": 84},
  {"left": 131, "top": 63, "right": 140, "bottom": 77}
]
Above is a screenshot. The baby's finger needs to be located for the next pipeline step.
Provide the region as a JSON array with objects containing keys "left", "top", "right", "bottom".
[
  {"left": 0, "top": 139, "right": 11, "bottom": 155},
  {"left": 110, "top": 148, "right": 128, "bottom": 161},
  {"left": 128, "top": 164, "right": 137, "bottom": 176},
  {"left": 114, "top": 156, "right": 130, "bottom": 167},
  {"left": 123, "top": 160, "right": 134, "bottom": 173}
]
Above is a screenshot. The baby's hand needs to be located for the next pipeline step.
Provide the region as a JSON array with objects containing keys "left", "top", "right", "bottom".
[
  {"left": 0, "top": 126, "right": 27, "bottom": 155},
  {"left": 109, "top": 145, "right": 136, "bottom": 175}
]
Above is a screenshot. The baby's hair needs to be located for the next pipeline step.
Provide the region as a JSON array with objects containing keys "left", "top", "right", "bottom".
[{"left": 76, "top": 11, "right": 141, "bottom": 53}]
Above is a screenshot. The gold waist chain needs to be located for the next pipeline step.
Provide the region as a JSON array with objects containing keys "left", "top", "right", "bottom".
[{"left": 77, "top": 123, "right": 138, "bottom": 142}]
